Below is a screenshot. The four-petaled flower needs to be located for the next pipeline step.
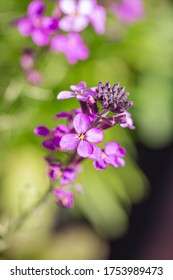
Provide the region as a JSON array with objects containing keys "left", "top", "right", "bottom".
[
  {"left": 59, "top": 0, "right": 106, "bottom": 34},
  {"left": 57, "top": 81, "right": 96, "bottom": 101},
  {"left": 60, "top": 113, "right": 104, "bottom": 157},
  {"left": 17, "top": 0, "right": 58, "bottom": 46},
  {"left": 51, "top": 33, "right": 89, "bottom": 64},
  {"left": 53, "top": 188, "right": 74, "bottom": 208},
  {"left": 89, "top": 142, "right": 126, "bottom": 170}
]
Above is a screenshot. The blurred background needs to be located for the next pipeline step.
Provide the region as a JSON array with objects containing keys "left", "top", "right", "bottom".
[{"left": 0, "top": 0, "right": 173, "bottom": 260}]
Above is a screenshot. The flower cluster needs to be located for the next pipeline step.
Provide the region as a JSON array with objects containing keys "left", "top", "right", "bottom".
[
  {"left": 14, "top": 0, "right": 145, "bottom": 80},
  {"left": 34, "top": 81, "right": 135, "bottom": 208}
]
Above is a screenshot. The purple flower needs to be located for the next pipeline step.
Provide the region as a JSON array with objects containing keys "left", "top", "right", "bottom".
[
  {"left": 17, "top": 1, "right": 58, "bottom": 46},
  {"left": 48, "top": 163, "right": 77, "bottom": 185},
  {"left": 58, "top": 0, "right": 106, "bottom": 34},
  {"left": 20, "top": 49, "right": 34, "bottom": 70},
  {"left": 120, "top": 111, "right": 136, "bottom": 129},
  {"left": 111, "top": 0, "right": 144, "bottom": 24},
  {"left": 53, "top": 188, "right": 74, "bottom": 208},
  {"left": 34, "top": 124, "right": 69, "bottom": 151},
  {"left": 51, "top": 33, "right": 89, "bottom": 64},
  {"left": 57, "top": 81, "right": 96, "bottom": 101},
  {"left": 26, "top": 70, "right": 43, "bottom": 85},
  {"left": 89, "top": 142, "right": 126, "bottom": 170},
  {"left": 60, "top": 113, "right": 104, "bottom": 158}
]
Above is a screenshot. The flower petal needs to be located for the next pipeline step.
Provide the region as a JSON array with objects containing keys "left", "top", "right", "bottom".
[
  {"left": 77, "top": 140, "right": 93, "bottom": 158},
  {"left": 34, "top": 126, "right": 50, "bottom": 137},
  {"left": 105, "top": 142, "right": 126, "bottom": 157},
  {"left": 60, "top": 134, "right": 79, "bottom": 150},
  {"left": 57, "top": 90, "right": 75, "bottom": 100},
  {"left": 86, "top": 128, "right": 104, "bottom": 143},
  {"left": 73, "top": 113, "right": 91, "bottom": 134},
  {"left": 31, "top": 28, "right": 50, "bottom": 46},
  {"left": 42, "top": 139, "right": 56, "bottom": 151},
  {"left": 70, "top": 81, "right": 86, "bottom": 91},
  {"left": 93, "top": 160, "right": 107, "bottom": 170},
  {"left": 78, "top": 0, "right": 95, "bottom": 15},
  {"left": 59, "top": 0, "right": 76, "bottom": 15},
  {"left": 89, "top": 5, "right": 106, "bottom": 34},
  {"left": 104, "top": 155, "right": 118, "bottom": 168},
  {"left": 59, "top": 16, "right": 74, "bottom": 32},
  {"left": 18, "top": 18, "right": 33, "bottom": 36},
  {"left": 88, "top": 145, "right": 102, "bottom": 160},
  {"left": 72, "top": 15, "right": 89, "bottom": 32}
]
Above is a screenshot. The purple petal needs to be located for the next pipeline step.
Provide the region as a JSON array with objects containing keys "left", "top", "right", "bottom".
[
  {"left": 18, "top": 18, "right": 33, "bottom": 36},
  {"left": 63, "top": 168, "right": 77, "bottom": 180},
  {"left": 54, "top": 112, "right": 72, "bottom": 120},
  {"left": 117, "top": 157, "right": 126, "bottom": 167},
  {"left": 105, "top": 142, "right": 126, "bottom": 157},
  {"left": 52, "top": 135, "right": 61, "bottom": 147},
  {"left": 53, "top": 124, "right": 70, "bottom": 134},
  {"left": 60, "top": 134, "right": 79, "bottom": 150},
  {"left": 27, "top": 0, "right": 45, "bottom": 18},
  {"left": 104, "top": 155, "right": 118, "bottom": 168},
  {"left": 48, "top": 164, "right": 61, "bottom": 181},
  {"left": 86, "top": 128, "right": 104, "bottom": 143},
  {"left": 59, "top": 0, "right": 76, "bottom": 15},
  {"left": 89, "top": 5, "right": 106, "bottom": 34},
  {"left": 93, "top": 160, "right": 107, "bottom": 170},
  {"left": 41, "top": 17, "right": 59, "bottom": 33},
  {"left": 88, "top": 145, "right": 102, "bottom": 160},
  {"left": 77, "top": 140, "right": 93, "bottom": 158},
  {"left": 73, "top": 113, "right": 91, "bottom": 134},
  {"left": 50, "top": 34, "right": 67, "bottom": 52},
  {"left": 57, "top": 90, "right": 75, "bottom": 100},
  {"left": 53, "top": 188, "right": 74, "bottom": 208},
  {"left": 70, "top": 81, "right": 86, "bottom": 92},
  {"left": 34, "top": 126, "right": 50, "bottom": 137},
  {"left": 42, "top": 139, "right": 57, "bottom": 151},
  {"left": 31, "top": 28, "right": 50, "bottom": 46}
]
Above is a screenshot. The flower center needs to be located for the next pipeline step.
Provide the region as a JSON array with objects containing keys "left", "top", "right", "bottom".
[
  {"left": 101, "top": 152, "right": 106, "bottom": 159},
  {"left": 75, "top": 90, "right": 83, "bottom": 96},
  {"left": 57, "top": 170, "right": 62, "bottom": 178},
  {"left": 78, "top": 133, "right": 85, "bottom": 140}
]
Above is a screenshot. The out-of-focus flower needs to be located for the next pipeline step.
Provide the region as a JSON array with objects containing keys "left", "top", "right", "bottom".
[
  {"left": 17, "top": 0, "right": 58, "bottom": 46},
  {"left": 89, "top": 142, "right": 126, "bottom": 170},
  {"left": 59, "top": 0, "right": 106, "bottom": 34},
  {"left": 60, "top": 113, "right": 104, "bottom": 157},
  {"left": 20, "top": 49, "right": 34, "bottom": 70},
  {"left": 57, "top": 81, "right": 95, "bottom": 101},
  {"left": 48, "top": 163, "right": 77, "bottom": 185},
  {"left": 51, "top": 33, "right": 89, "bottom": 64},
  {"left": 53, "top": 188, "right": 74, "bottom": 208},
  {"left": 26, "top": 69, "right": 43, "bottom": 85},
  {"left": 34, "top": 124, "right": 69, "bottom": 151},
  {"left": 111, "top": 0, "right": 144, "bottom": 24}
]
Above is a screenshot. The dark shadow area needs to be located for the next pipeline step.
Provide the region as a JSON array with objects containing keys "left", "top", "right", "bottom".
[{"left": 109, "top": 142, "right": 173, "bottom": 259}]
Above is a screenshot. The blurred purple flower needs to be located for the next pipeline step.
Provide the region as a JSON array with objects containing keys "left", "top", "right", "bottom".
[
  {"left": 53, "top": 188, "right": 74, "bottom": 208},
  {"left": 59, "top": 0, "right": 106, "bottom": 34},
  {"left": 48, "top": 163, "right": 77, "bottom": 185},
  {"left": 26, "top": 69, "right": 43, "bottom": 85},
  {"left": 51, "top": 33, "right": 89, "bottom": 64},
  {"left": 60, "top": 113, "right": 103, "bottom": 158},
  {"left": 112, "top": 0, "right": 144, "bottom": 24},
  {"left": 57, "top": 81, "right": 96, "bottom": 101},
  {"left": 34, "top": 124, "right": 69, "bottom": 151},
  {"left": 20, "top": 49, "right": 34, "bottom": 70},
  {"left": 89, "top": 142, "right": 126, "bottom": 170},
  {"left": 17, "top": 0, "right": 58, "bottom": 46}
]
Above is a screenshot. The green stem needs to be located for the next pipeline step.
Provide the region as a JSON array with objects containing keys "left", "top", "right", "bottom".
[{"left": 1, "top": 184, "right": 52, "bottom": 242}]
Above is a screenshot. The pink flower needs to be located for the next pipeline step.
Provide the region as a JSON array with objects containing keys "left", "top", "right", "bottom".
[
  {"left": 112, "top": 0, "right": 144, "bottom": 24},
  {"left": 60, "top": 113, "right": 104, "bottom": 158},
  {"left": 89, "top": 142, "right": 126, "bottom": 170},
  {"left": 57, "top": 81, "right": 96, "bottom": 101},
  {"left": 53, "top": 188, "right": 74, "bottom": 208},
  {"left": 48, "top": 163, "right": 77, "bottom": 185},
  {"left": 120, "top": 111, "right": 135, "bottom": 129},
  {"left": 51, "top": 33, "right": 89, "bottom": 64},
  {"left": 17, "top": 0, "right": 58, "bottom": 46},
  {"left": 59, "top": 0, "right": 106, "bottom": 34}
]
